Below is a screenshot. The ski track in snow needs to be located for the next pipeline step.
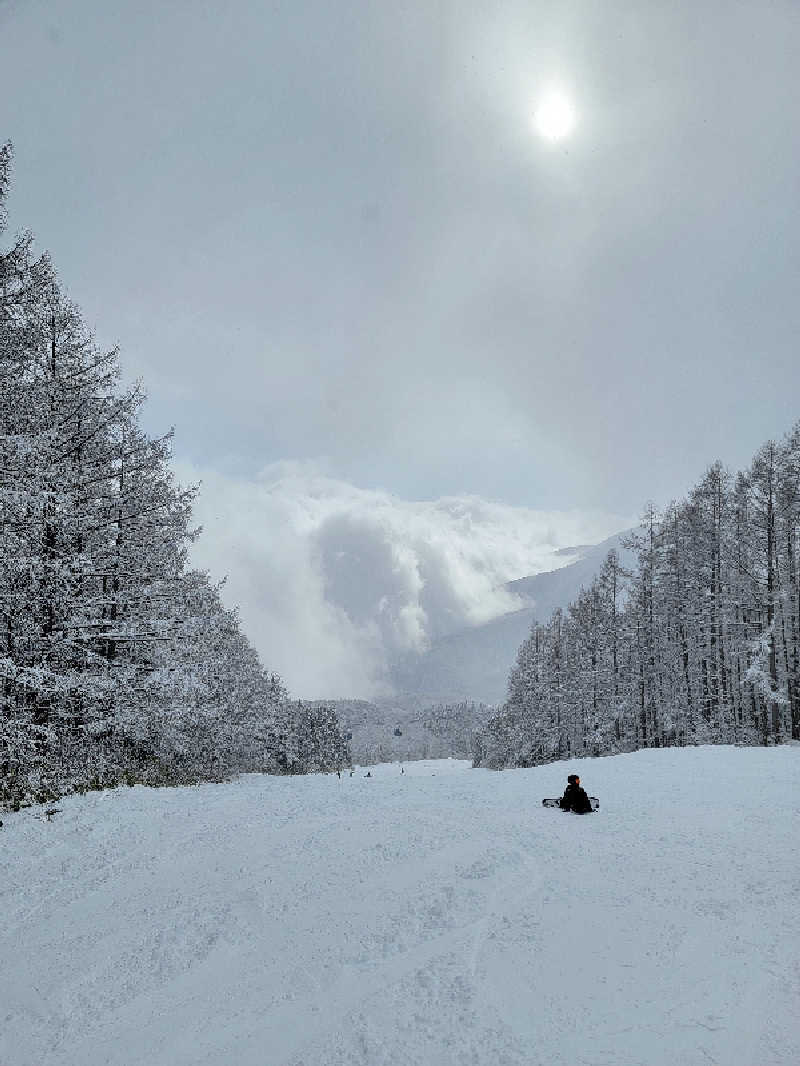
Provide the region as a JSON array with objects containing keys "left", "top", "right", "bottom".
[{"left": 1, "top": 746, "right": 799, "bottom": 1066}]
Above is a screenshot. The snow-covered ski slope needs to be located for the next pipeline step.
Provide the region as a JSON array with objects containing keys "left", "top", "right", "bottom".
[{"left": 2, "top": 746, "right": 798, "bottom": 1066}]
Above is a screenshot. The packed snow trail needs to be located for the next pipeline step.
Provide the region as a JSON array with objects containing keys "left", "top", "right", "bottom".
[{"left": 2, "top": 746, "right": 798, "bottom": 1066}]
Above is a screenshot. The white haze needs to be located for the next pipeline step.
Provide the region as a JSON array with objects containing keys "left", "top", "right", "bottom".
[{"left": 174, "top": 459, "right": 632, "bottom": 698}]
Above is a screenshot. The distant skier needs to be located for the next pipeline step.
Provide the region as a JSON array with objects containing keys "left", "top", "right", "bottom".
[
  {"left": 365, "top": 771, "right": 372, "bottom": 778},
  {"left": 560, "top": 774, "right": 594, "bottom": 815}
]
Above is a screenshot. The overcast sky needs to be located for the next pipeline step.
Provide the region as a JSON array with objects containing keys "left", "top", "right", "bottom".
[{"left": 2, "top": 0, "right": 799, "bottom": 695}]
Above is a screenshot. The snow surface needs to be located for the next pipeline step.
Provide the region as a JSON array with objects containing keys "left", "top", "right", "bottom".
[{"left": 2, "top": 746, "right": 799, "bottom": 1066}]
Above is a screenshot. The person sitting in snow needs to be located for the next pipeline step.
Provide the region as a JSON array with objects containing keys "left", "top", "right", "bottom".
[{"left": 559, "top": 774, "right": 593, "bottom": 814}]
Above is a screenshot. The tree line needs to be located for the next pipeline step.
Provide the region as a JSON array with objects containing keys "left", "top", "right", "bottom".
[
  {"left": 422, "top": 701, "right": 493, "bottom": 759},
  {"left": 0, "top": 144, "right": 349, "bottom": 807},
  {"left": 474, "top": 425, "right": 800, "bottom": 769}
]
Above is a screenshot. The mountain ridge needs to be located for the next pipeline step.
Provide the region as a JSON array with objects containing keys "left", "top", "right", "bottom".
[{"left": 388, "top": 529, "right": 634, "bottom": 706}]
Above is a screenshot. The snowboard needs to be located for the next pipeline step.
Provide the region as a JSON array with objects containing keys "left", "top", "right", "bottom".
[{"left": 542, "top": 796, "right": 600, "bottom": 811}]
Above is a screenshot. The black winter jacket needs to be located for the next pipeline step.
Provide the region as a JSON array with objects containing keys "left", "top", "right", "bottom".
[{"left": 560, "top": 783, "right": 593, "bottom": 814}]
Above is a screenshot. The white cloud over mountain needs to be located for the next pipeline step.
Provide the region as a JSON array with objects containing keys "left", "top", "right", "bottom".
[{"left": 174, "top": 459, "right": 632, "bottom": 699}]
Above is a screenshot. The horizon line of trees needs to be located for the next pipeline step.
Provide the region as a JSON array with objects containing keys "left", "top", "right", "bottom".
[
  {"left": 474, "top": 423, "right": 800, "bottom": 769},
  {"left": 0, "top": 143, "right": 349, "bottom": 808}
]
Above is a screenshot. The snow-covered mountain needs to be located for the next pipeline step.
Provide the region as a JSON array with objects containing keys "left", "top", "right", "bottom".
[
  {"left": 3, "top": 745, "right": 798, "bottom": 1065},
  {"left": 306, "top": 696, "right": 492, "bottom": 765},
  {"left": 388, "top": 530, "right": 634, "bottom": 706}
]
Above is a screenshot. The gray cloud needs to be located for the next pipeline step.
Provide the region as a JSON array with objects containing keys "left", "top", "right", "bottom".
[
  {"left": 2, "top": 1, "right": 798, "bottom": 516},
  {"left": 1, "top": 1, "right": 798, "bottom": 691},
  {"left": 175, "top": 460, "right": 630, "bottom": 698}
]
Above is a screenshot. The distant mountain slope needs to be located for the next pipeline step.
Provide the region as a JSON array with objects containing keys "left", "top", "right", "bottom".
[
  {"left": 505, "top": 529, "right": 635, "bottom": 616},
  {"left": 308, "top": 697, "right": 491, "bottom": 765},
  {"left": 305, "top": 698, "right": 440, "bottom": 765},
  {"left": 389, "top": 530, "right": 634, "bottom": 706}
]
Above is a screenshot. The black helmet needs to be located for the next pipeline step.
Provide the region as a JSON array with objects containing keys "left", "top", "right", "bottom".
[{"left": 567, "top": 774, "right": 579, "bottom": 784}]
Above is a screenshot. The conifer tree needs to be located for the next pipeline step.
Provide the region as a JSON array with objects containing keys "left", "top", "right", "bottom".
[
  {"left": 1, "top": 144, "right": 348, "bottom": 804},
  {"left": 475, "top": 423, "right": 800, "bottom": 769}
]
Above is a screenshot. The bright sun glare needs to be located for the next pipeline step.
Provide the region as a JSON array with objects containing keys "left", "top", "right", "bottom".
[{"left": 534, "top": 92, "right": 577, "bottom": 141}]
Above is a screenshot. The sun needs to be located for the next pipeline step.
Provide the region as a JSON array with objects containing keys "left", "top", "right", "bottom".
[{"left": 534, "top": 92, "right": 577, "bottom": 141}]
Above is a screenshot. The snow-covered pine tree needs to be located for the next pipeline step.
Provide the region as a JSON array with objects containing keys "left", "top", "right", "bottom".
[
  {"left": 776, "top": 424, "right": 800, "bottom": 740},
  {"left": 474, "top": 423, "right": 800, "bottom": 770},
  {"left": 421, "top": 701, "right": 491, "bottom": 758},
  {"left": 0, "top": 143, "right": 347, "bottom": 804}
]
